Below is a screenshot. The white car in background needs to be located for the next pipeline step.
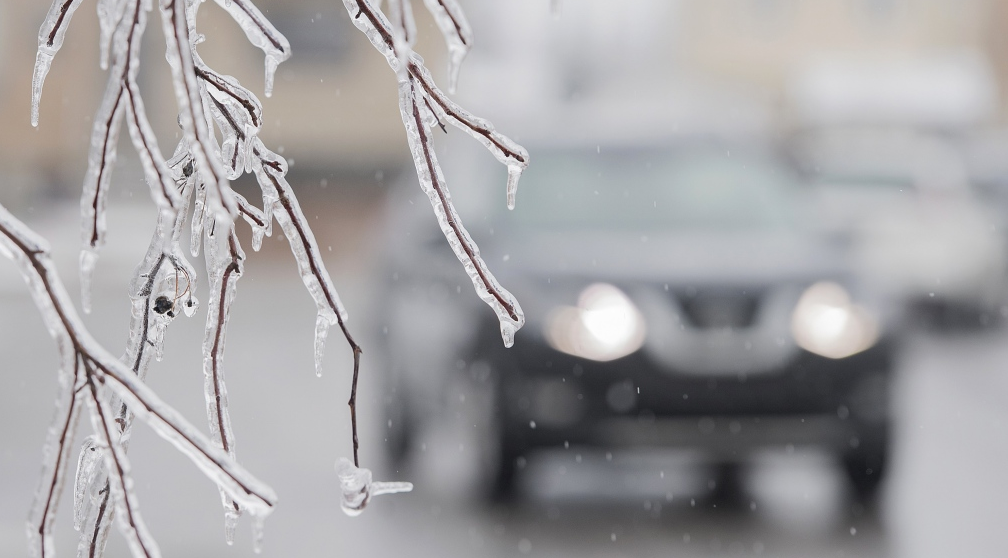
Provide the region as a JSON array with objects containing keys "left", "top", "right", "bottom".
[{"left": 792, "top": 127, "right": 1007, "bottom": 324}]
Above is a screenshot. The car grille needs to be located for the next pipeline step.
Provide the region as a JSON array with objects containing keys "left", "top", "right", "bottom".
[{"left": 678, "top": 289, "right": 762, "bottom": 329}]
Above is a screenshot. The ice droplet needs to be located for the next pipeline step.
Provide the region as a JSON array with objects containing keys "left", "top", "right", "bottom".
[
  {"left": 224, "top": 508, "right": 239, "bottom": 546},
  {"left": 79, "top": 249, "right": 99, "bottom": 314},
  {"left": 31, "top": 52, "right": 54, "bottom": 127},
  {"left": 506, "top": 164, "right": 523, "bottom": 210},
  {"left": 182, "top": 293, "right": 199, "bottom": 317},
  {"left": 314, "top": 313, "right": 330, "bottom": 377},
  {"left": 251, "top": 514, "right": 265, "bottom": 553},
  {"left": 264, "top": 55, "right": 279, "bottom": 98}
]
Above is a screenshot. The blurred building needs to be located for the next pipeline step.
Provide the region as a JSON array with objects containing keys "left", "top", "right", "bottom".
[{"left": 3, "top": 0, "right": 1008, "bottom": 203}]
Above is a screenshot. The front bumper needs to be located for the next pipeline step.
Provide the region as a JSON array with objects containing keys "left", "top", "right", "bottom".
[{"left": 479, "top": 333, "right": 894, "bottom": 453}]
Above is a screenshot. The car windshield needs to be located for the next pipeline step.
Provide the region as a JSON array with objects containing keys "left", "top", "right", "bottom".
[{"left": 510, "top": 147, "right": 800, "bottom": 232}]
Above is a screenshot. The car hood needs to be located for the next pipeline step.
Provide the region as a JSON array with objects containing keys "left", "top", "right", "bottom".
[{"left": 497, "top": 227, "right": 849, "bottom": 286}]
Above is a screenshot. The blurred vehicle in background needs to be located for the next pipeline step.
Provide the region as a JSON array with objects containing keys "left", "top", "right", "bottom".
[
  {"left": 791, "top": 127, "right": 1007, "bottom": 326},
  {"left": 377, "top": 138, "right": 899, "bottom": 503}
]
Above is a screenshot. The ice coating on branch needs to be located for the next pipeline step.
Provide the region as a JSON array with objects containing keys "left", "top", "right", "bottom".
[
  {"left": 385, "top": 0, "right": 416, "bottom": 81},
  {"left": 421, "top": 0, "right": 473, "bottom": 94},
  {"left": 97, "top": 0, "right": 127, "bottom": 70},
  {"left": 343, "top": 0, "right": 527, "bottom": 346},
  {"left": 210, "top": 0, "right": 291, "bottom": 96},
  {"left": 73, "top": 198, "right": 200, "bottom": 556},
  {"left": 335, "top": 457, "right": 412, "bottom": 517},
  {"left": 202, "top": 226, "right": 246, "bottom": 533},
  {"left": 83, "top": 377, "right": 161, "bottom": 558},
  {"left": 398, "top": 79, "right": 524, "bottom": 346},
  {"left": 32, "top": 0, "right": 86, "bottom": 126},
  {"left": 73, "top": 436, "right": 104, "bottom": 531},
  {"left": 249, "top": 139, "right": 349, "bottom": 343},
  {"left": 198, "top": 59, "right": 264, "bottom": 179},
  {"left": 26, "top": 354, "right": 83, "bottom": 558},
  {"left": 314, "top": 313, "right": 332, "bottom": 377},
  {"left": 6, "top": 96, "right": 277, "bottom": 558},
  {"left": 159, "top": 0, "right": 238, "bottom": 221},
  {"left": 79, "top": 249, "right": 99, "bottom": 314},
  {"left": 79, "top": 75, "right": 126, "bottom": 291},
  {"left": 408, "top": 61, "right": 530, "bottom": 179}
]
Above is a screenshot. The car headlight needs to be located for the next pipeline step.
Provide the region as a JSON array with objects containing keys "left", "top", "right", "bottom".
[
  {"left": 790, "top": 281, "right": 879, "bottom": 359},
  {"left": 544, "top": 283, "right": 646, "bottom": 362}
]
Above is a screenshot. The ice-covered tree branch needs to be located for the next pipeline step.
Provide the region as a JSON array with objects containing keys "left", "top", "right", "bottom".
[
  {"left": 343, "top": 0, "right": 529, "bottom": 347},
  {"left": 21, "top": 0, "right": 526, "bottom": 553},
  {"left": 0, "top": 203, "right": 276, "bottom": 558}
]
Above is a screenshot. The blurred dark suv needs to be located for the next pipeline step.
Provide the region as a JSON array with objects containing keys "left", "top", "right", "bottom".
[{"left": 378, "top": 140, "right": 897, "bottom": 501}]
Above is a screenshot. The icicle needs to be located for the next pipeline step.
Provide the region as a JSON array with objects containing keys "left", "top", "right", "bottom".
[
  {"left": 79, "top": 249, "right": 99, "bottom": 314},
  {"left": 223, "top": 508, "right": 239, "bottom": 545},
  {"left": 251, "top": 514, "right": 265, "bottom": 554},
  {"left": 500, "top": 320, "right": 517, "bottom": 349},
  {"left": 335, "top": 457, "right": 412, "bottom": 517},
  {"left": 192, "top": 182, "right": 208, "bottom": 257},
  {"left": 30, "top": 52, "right": 53, "bottom": 128},
  {"left": 32, "top": 0, "right": 87, "bottom": 126},
  {"left": 264, "top": 54, "right": 279, "bottom": 98},
  {"left": 314, "top": 313, "right": 331, "bottom": 377},
  {"left": 251, "top": 227, "right": 265, "bottom": 251},
  {"left": 506, "top": 164, "right": 523, "bottom": 211}
]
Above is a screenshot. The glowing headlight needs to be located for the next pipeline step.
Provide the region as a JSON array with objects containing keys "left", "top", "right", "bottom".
[
  {"left": 544, "top": 283, "right": 646, "bottom": 362},
  {"left": 790, "top": 282, "right": 879, "bottom": 359}
]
